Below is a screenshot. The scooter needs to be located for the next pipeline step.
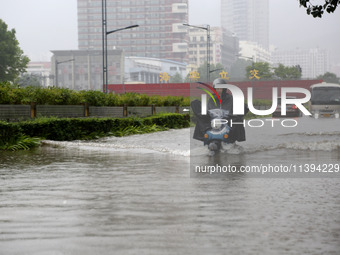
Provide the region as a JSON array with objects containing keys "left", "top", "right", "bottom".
[
  {"left": 203, "top": 108, "right": 233, "bottom": 154},
  {"left": 191, "top": 99, "right": 235, "bottom": 155}
]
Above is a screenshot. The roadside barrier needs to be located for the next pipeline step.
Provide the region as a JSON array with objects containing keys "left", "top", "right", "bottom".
[{"left": 0, "top": 104, "right": 189, "bottom": 121}]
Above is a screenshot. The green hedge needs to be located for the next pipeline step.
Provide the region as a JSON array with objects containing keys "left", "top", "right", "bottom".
[
  {"left": 0, "top": 82, "right": 190, "bottom": 106},
  {"left": 0, "top": 121, "right": 41, "bottom": 151},
  {"left": 0, "top": 114, "right": 189, "bottom": 143},
  {"left": 0, "top": 121, "right": 22, "bottom": 146},
  {"left": 1, "top": 82, "right": 273, "bottom": 108}
]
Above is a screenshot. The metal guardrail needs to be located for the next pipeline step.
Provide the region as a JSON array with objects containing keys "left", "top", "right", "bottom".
[
  {"left": 0, "top": 104, "right": 268, "bottom": 121},
  {"left": 0, "top": 105, "right": 31, "bottom": 121},
  {"left": 0, "top": 104, "right": 187, "bottom": 121}
]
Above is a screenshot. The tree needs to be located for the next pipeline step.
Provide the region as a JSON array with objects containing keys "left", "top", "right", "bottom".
[
  {"left": 170, "top": 72, "right": 183, "bottom": 83},
  {"left": 209, "top": 63, "right": 227, "bottom": 82},
  {"left": 230, "top": 59, "right": 252, "bottom": 81},
  {"left": 16, "top": 74, "right": 42, "bottom": 87},
  {"left": 316, "top": 72, "right": 340, "bottom": 83},
  {"left": 196, "top": 62, "right": 226, "bottom": 82},
  {"left": 0, "top": 19, "right": 30, "bottom": 82},
  {"left": 299, "top": 0, "right": 339, "bottom": 18},
  {"left": 246, "top": 62, "right": 273, "bottom": 80},
  {"left": 273, "top": 64, "right": 302, "bottom": 80}
]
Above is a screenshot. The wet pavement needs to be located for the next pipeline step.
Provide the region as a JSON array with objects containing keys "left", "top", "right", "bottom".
[{"left": 0, "top": 116, "right": 339, "bottom": 254}]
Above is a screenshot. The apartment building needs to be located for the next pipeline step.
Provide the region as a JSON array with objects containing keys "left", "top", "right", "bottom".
[
  {"left": 221, "top": 0, "right": 269, "bottom": 50},
  {"left": 77, "top": 0, "right": 188, "bottom": 63},
  {"left": 272, "top": 48, "right": 330, "bottom": 79},
  {"left": 51, "top": 49, "right": 124, "bottom": 90},
  {"left": 186, "top": 26, "right": 223, "bottom": 69}
]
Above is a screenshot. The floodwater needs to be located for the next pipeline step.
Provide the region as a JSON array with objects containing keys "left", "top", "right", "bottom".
[{"left": 0, "top": 116, "right": 339, "bottom": 254}]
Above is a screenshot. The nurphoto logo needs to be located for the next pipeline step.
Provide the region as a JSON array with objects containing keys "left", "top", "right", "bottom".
[{"left": 199, "top": 83, "right": 311, "bottom": 128}]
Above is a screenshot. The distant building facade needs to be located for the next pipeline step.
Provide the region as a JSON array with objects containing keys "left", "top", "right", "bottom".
[
  {"left": 51, "top": 50, "right": 124, "bottom": 91},
  {"left": 124, "top": 56, "right": 187, "bottom": 83},
  {"left": 186, "top": 25, "right": 239, "bottom": 74},
  {"left": 239, "top": 40, "right": 271, "bottom": 63},
  {"left": 221, "top": 29, "right": 239, "bottom": 71},
  {"left": 24, "top": 62, "right": 52, "bottom": 87},
  {"left": 77, "top": 0, "right": 188, "bottom": 63},
  {"left": 272, "top": 48, "right": 330, "bottom": 79},
  {"left": 330, "top": 63, "right": 340, "bottom": 78},
  {"left": 186, "top": 26, "right": 223, "bottom": 69},
  {"left": 221, "top": 0, "right": 269, "bottom": 50}
]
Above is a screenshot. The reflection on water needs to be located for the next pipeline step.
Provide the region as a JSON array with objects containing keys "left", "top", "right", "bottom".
[
  {"left": 190, "top": 117, "right": 340, "bottom": 178},
  {"left": 1, "top": 116, "right": 340, "bottom": 254}
]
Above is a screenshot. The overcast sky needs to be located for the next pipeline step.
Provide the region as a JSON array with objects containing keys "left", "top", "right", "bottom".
[{"left": 1, "top": 0, "right": 339, "bottom": 63}]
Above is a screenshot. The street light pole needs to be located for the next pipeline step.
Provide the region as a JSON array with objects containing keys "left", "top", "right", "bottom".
[
  {"left": 207, "top": 24, "right": 210, "bottom": 82},
  {"left": 102, "top": 0, "right": 138, "bottom": 93},
  {"left": 102, "top": 0, "right": 107, "bottom": 93},
  {"left": 236, "top": 54, "right": 254, "bottom": 64},
  {"left": 237, "top": 54, "right": 256, "bottom": 91},
  {"left": 183, "top": 23, "right": 211, "bottom": 82}
]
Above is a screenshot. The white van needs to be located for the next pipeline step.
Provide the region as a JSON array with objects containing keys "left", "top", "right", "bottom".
[{"left": 309, "top": 82, "right": 340, "bottom": 118}]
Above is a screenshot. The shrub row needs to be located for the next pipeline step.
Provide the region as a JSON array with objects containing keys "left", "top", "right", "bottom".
[
  {"left": 0, "top": 114, "right": 190, "bottom": 145},
  {"left": 1, "top": 82, "right": 273, "bottom": 107},
  {"left": 0, "top": 82, "right": 190, "bottom": 106},
  {"left": 0, "top": 121, "right": 41, "bottom": 151}
]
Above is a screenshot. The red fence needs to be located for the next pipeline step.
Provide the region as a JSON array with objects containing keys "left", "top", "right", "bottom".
[{"left": 107, "top": 80, "right": 322, "bottom": 100}]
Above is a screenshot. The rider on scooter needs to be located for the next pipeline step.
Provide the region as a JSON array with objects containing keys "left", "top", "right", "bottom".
[
  {"left": 209, "top": 78, "right": 248, "bottom": 143},
  {"left": 192, "top": 78, "right": 248, "bottom": 145}
]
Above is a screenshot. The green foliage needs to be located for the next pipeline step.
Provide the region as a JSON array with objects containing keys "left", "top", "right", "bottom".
[
  {"left": 245, "top": 62, "right": 303, "bottom": 81},
  {"left": 79, "top": 90, "right": 108, "bottom": 106},
  {"left": 316, "top": 72, "right": 340, "bottom": 84},
  {"left": 150, "top": 95, "right": 187, "bottom": 107},
  {"left": 0, "top": 121, "right": 21, "bottom": 147},
  {"left": 116, "top": 93, "right": 151, "bottom": 106},
  {"left": 170, "top": 72, "right": 184, "bottom": 83},
  {"left": 299, "top": 0, "right": 339, "bottom": 18},
  {"left": 273, "top": 64, "right": 302, "bottom": 80},
  {"left": 0, "top": 114, "right": 189, "bottom": 150},
  {"left": 246, "top": 62, "right": 273, "bottom": 80},
  {"left": 112, "top": 124, "right": 168, "bottom": 137},
  {"left": 0, "top": 83, "right": 191, "bottom": 106},
  {"left": 16, "top": 74, "right": 42, "bottom": 87},
  {"left": 0, "top": 81, "right": 12, "bottom": 103},
  {"left": 185, "top": 62, "right": 226, "bottom": 83},
  {"left": 230, "top": 59, "right": 252, "bottom": 81},
  {"left": 5, "top": 136, "right": 41, "bottom": 151},
  {"left": 0, "top": 121, "right": 41, "bottom": 151},
  {"left": 0, "top": 19, "right": 30, "bottom": 82},
  {"left": 16, "top": 114, "right": 190, "bottom": 141}
]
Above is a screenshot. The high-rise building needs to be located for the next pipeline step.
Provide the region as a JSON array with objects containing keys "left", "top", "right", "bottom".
[
  {"left": 221, "top": 29, "right": 239, "bottom": 71},
  {"left": 77, "top": 0, "right": 188, "bottom": 63},
  {"left": 272, "top": 48, "right": 330, "bottom": 79},
  {"left": 51, "top": 49, "right": 124, "bottom": 90},
  {"left": 187, "top": 26, "right": 222, "bottom": 69},
  {"left": 221, "top": 0, "right": 269, "bottom": 50},
  {"left": 186, "top": 26, "right": 239, "bottom": 75}
]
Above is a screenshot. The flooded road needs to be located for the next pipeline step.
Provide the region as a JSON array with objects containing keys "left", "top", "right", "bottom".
[{"left": 0, "top": 117, "right": 339, "bottom": 254}]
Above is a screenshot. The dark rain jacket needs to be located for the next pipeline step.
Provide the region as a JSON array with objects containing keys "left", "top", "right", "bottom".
[{"left": 192, "top": 89, "right": 248, "bottom": 142}]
